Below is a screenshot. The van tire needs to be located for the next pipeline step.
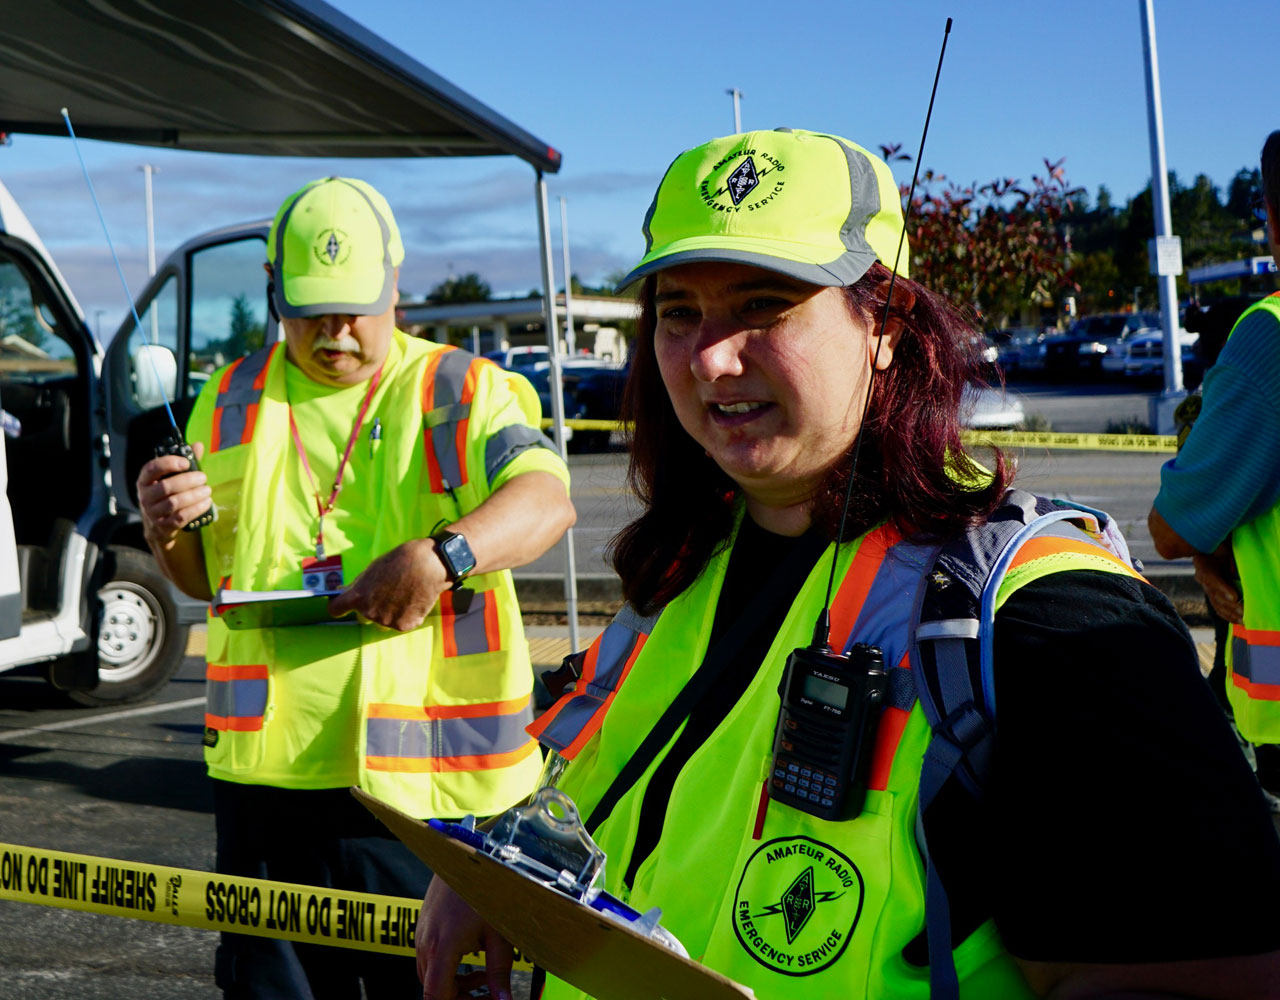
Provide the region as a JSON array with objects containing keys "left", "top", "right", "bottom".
[{"left": 67, "top": 547, "right": 188, "bottom": 706}]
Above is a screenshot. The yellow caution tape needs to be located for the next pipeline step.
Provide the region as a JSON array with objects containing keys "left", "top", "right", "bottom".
[
  {"left": 961, "top": 430, "right": 1177, "bottom": 453},
  {"left": 0, "top": 842, "right": 532, "bottom": 968},
  {"left": 540, "top": 420, "right": 1178, "bottom": 454},
  {"left": 541, "top": 418, "right": 622, "bottom": 432}
]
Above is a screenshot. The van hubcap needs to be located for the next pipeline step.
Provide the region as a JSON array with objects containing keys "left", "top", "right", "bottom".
[{"left": 97, "top": 582, "right": 162, "bottom": 681}]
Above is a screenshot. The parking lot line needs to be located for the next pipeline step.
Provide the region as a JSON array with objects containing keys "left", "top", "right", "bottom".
[{"left": 0, "top": 696, "right": 206, "bottom": 743}]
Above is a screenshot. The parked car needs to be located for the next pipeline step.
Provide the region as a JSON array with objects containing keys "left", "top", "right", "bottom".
[
  {"left": 483, "top": 344, "right": 550, "bottom": 372},
  {"left": 993, "top": 327, "right": 1046, "bottom": 375},
  {"left": 525, "top": 358, "right": 629, "bottom": 452},
  {"left": 1122, "top": 328, "right": 1201, "bottom": 384},
  {"left": 1038, "top": 312, "right": 1159, "bottom": 379}
]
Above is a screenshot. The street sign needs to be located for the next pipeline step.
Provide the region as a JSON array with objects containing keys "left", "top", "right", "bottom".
[{"left": 1148, "top": 235, "right": 1183, "bottom": 276}]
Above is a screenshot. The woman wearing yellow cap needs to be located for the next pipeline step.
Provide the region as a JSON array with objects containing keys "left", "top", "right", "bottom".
[{"left": 415, "top": 130, "right": 1280, "bottom": 1000}]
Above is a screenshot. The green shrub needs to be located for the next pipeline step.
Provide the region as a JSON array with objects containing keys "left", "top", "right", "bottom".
[{"left": 1104, "top": 416, "right": 1153, "bottom": 435}]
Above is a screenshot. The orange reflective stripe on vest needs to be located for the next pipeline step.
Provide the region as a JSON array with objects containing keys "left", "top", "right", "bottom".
[
  {"left": 1009, "top": 534, "right": 1144, "bottom": 579},
  {"left": 527, "top": 616, "right": 652, "bottom": 758},
  {"left": 827, "top": 523, "right": 903, "bottom": 655},
  {"left": 436, "top": 588, "right": 502, "bottom": 658},
  {"left": 420, "top": 347, "right": 485, "bottom": 494},
  {"left": 210, "top": 344, "right": 278, "bottom": 453},
  {"left": 205, "top": 663, "right": 268, "bottom": 731},
  {"left": 1231, "top": 624, "right": 1280, "bottom": 701},
  {"left": 365, "top": 695, "right": 537, "bottom": 773}
]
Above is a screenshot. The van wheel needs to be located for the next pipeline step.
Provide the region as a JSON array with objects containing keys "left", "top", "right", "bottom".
[{"left": 67, "top": 547, "right": 189, "bottom": 706}]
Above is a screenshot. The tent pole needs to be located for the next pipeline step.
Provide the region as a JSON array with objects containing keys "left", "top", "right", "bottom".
[{"left": 535, "top": 171, "right": 579, "bottom": 652}]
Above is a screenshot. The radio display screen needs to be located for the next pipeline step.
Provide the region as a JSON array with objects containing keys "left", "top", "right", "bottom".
[{"left": 802, "top": 674, "right": 849, "bottom": 709}]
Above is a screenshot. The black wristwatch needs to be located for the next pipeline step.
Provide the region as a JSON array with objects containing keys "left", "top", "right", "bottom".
[{"left": 432, "top": 528, "right": 476, "bottom": 589}]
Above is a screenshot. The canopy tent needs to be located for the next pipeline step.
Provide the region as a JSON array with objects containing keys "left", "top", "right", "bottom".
[
  {"left": 0, "top": 0, "right": 561, "bottom": 167},
  {"left": 0, "top": 0, "right": 580, "bottom": 642}
]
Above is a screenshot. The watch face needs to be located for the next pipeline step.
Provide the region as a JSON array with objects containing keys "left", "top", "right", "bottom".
[{"left": 441, "top": 533, "right": 477, "bottom": 578}]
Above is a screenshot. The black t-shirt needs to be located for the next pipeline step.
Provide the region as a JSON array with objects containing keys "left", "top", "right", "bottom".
[{"left": 627, "top": 518, "right": 1280, "bottom": 964}]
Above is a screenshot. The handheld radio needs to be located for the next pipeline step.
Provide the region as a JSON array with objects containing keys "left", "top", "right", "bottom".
[
  {"left": 154, "top": 435, "right": 215, "bottom": 531},
  {"left": 60, "top": 108, "right": 214, "bottom": 532},
  {"left": 769, "top": 18, "right": 951, "bottom": 821},
  {"left": 771, "top": 642, "right": 886, "bottom": 820}
]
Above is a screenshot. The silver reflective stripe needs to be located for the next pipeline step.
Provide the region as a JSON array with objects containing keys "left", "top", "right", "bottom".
[
  {"left": 446, "top": 591, "right": 496, "bottom": 658},
  {"left": 1233, "top": 635, "right": 1280, "bottom": 687},
  {"left": 537, "top": 697, "right": 604, "bottom": 754},
  {"left": 533, "top": 603, "right": 661, "bottom": 752},
  {"left": 365, "top": 704, "right": 534, "bottom": 760},
  {"left": 584, "top": 620, "right": 643, "bottom": 695},
  {"left": 212, "top": 347, "right": 273, "bottom": 451},
  {"left": 485, "top": 424, "right": 549, "bottom": 483},
  {"left": 429, "top": 350, "right": 474, "bottom": 491},
  {"left": 916, "top": 619, "right": 980, "bottom": 641},
  {"left": 424, "top": 402, "right": 471, "bottom": 429},
  {"left": 838, "top": 538, "right": 935, "bottom": 665},
  {"left": 206, "top": 677, "right": 267, "bottom": 721}
]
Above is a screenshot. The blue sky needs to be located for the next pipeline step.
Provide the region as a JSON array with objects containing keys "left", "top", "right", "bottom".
[{"left": 0, "top": 0, "right": 1271, "bottom": 333}]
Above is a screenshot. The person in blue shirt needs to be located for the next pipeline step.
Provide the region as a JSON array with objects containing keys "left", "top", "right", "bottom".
[{"left": 1149, "top": 129, "right": 1280, "bottom": 721}]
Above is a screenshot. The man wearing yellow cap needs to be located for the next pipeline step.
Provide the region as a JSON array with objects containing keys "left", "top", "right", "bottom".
[{"left": 136, "top": 176, "right": 575, "bottom": 997}]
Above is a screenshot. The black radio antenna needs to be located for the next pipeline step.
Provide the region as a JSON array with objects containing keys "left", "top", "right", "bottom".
[
  {"left": 811, "top": 16, "right": 952, "bottom": 651},
  {"left": 61, "top": 107, "right": 182, "bottom": 436}
]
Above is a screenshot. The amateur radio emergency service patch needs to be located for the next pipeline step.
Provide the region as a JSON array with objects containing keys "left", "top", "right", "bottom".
[
  {"left": 731, "top": 836, "right": 863, "bottom": 975},
  {"left": 313, "top": 228, "right": 351, "bottom": 266},
  {"left": 698, "top": 146, "right": 786, "bottom": 214}
]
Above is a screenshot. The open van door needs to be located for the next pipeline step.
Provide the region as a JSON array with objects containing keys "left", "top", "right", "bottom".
[
  {"left": 103, "top": 222, "right": 275, "bottom": 522},
  {"left": 0, "top": 406, "right": 21, "bottom": 643}
]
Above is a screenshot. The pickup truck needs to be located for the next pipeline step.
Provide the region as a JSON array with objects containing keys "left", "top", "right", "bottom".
[{"left": 0, "top": 177, "right": 275, "bottom": 704}]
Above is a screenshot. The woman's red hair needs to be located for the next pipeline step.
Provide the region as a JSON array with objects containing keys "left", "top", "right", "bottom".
[{"left": 609, "top": 262, "right": 1014, "bottom": 614}]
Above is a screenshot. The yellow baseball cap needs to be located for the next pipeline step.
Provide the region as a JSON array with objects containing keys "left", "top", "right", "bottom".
[
  {"left": 618, "top": 128, "right": 908, "bottom": 291},
  {"left": 267, "top": 177, "right": 405, "bottom": 318}
]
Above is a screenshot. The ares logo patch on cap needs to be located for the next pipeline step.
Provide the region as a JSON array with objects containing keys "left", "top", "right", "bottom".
[
  {"left": 312, "top": 228, "right": 351, "bottom": 267},
  {"left": 731, "top": 836, "right": 863, "bottom": 976},
  {"left": 698, "top": 146, "right": 787, "bottom": 215}
]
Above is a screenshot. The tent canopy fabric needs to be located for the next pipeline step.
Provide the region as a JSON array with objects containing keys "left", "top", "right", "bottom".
[{"left": 0, "top": 0, "right": 562, "bottom": 171}]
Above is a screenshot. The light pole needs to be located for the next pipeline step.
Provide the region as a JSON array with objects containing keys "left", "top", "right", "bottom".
[
  {"left": 140, "top": 164, "right": 159, "bottom": 344},
  {"left": 139, "top": 164, "right": 158, "bottom": 276},
  {"left": 1139, "top": 0, "right": 1185, "bottom": 432},
  {"left": 726, "top": 88, "right": 743, "bottom": 133},
  {"left": 559, "top": 196, "right": 577, "bottom": 356}
]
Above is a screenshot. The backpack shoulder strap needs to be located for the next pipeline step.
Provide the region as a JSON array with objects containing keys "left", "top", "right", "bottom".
[{"left": 910, "top": 488, "right": 1138, "bottom": 1000}]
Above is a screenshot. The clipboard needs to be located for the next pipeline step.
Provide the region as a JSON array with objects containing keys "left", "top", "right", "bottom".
[
  {"left": 352, "top": 788, "right": 755, "bottom": 1000},
  {"left": 213, "top": 589, "right": 356, "bottom": 630}
]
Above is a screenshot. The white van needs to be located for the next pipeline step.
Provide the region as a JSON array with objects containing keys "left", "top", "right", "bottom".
[{"left": 0, "top": 180, "right": 274, "bottom": 704}]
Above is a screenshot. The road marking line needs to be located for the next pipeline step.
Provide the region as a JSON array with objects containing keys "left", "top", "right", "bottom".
[{"left": 0, "top": 696, "right": 206, "bottom": 743}]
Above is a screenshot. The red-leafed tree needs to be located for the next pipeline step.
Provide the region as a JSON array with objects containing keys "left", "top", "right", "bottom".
[{"left": 883, "top": 144, "right": 1083, "bottom": 329}]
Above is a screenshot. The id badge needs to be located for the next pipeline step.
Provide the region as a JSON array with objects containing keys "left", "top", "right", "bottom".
[{"left": 301, "top": 553, "right": 344, "bottom": 593}]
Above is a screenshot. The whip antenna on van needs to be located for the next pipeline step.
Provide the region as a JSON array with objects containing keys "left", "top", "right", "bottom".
[
  {"left": 60, "top": 107, "right": 179, "bottom": 434},
  {"left": 812, "top": 17, "right": 951, "bottom": 650}
]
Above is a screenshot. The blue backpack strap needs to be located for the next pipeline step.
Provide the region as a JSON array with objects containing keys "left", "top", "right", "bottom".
[{"left": 910, "top": 489, "right": 1138, "bottom": 999}]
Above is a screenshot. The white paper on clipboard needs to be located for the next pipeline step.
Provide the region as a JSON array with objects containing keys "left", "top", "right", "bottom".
[{"left": 212, "top": 588, "right": 355, "bottom": 629}]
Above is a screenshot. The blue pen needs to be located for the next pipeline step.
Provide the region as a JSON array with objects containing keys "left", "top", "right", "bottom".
[
  {"left": 427, "top": 818, "right": 487, "bottom": 852},
  {"left": 369, "top": 417, "right": 382, "bottom": 458}
]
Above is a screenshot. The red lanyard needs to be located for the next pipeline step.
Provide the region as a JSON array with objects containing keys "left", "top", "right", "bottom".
[{"left": 287, "top": 365, "right": 384, "bottom": 559}]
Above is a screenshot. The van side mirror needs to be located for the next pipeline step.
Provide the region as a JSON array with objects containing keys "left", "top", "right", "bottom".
[{"left": 130, "top": 344, "right": 177, "bottom": 409}]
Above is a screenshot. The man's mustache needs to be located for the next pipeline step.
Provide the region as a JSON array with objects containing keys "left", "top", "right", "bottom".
[{"left": 314, "top": 334, "right": 360, "bottom": 354}]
